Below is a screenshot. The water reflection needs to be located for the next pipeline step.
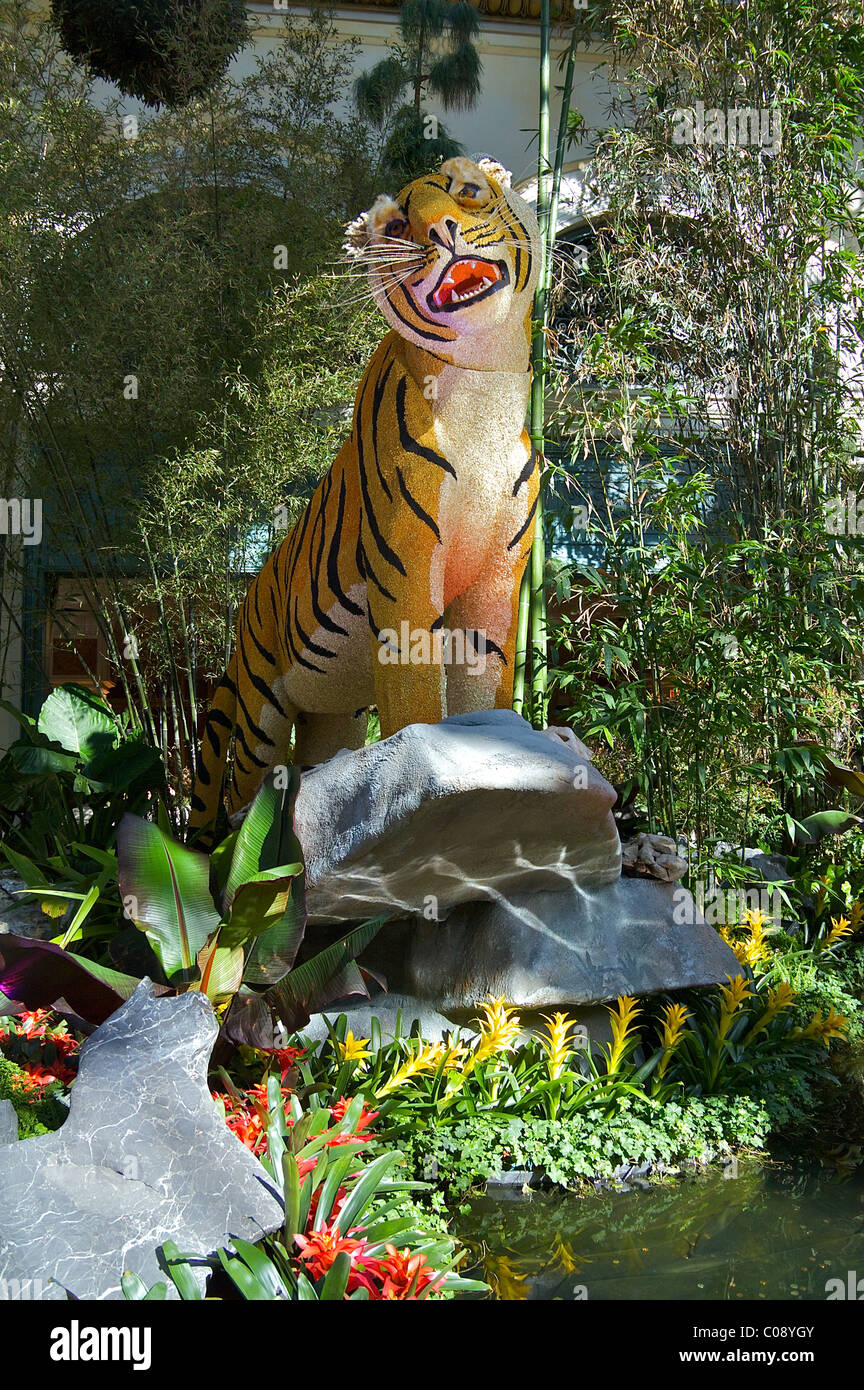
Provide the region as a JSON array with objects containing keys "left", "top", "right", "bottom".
[{"left": 454, "top": 1162, "right": 864, "bottom": 1301}]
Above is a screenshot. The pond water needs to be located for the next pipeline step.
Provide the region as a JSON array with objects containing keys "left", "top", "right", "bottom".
[{"left": 453, "top": 1162, "right": 864, "bottom": 1301}]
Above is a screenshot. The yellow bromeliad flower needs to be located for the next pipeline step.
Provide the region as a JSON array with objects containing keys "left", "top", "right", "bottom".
[
  {"left": 539, "top": 1012, "right": 579, "bottom": 1081},
  {"left": 338, "top": 1030, "right": 372, "bottom": 1067},
  {"left": 715, "top": 974, "right": 752, "bottom": 1042},
  {"left": 822, "top": 915, "right": 854, "bottom": 949},
  {"left": 792, "top": 1009, "right": 848, "bottom": 1044},
  {"left": 375, "top": 1039, "right": 446, "bottom": 1096},
  {"left": 470, "top": 996, "right": 522, "bottom": 1067},
  {"left": 606, "top": 995, "right": 642, "bottom": 1075},
  {"left": 743, "top": 980, "right": 796, "bottom": 1044},
  {"left": 849, "top": 900, "right": 864, "bottom": 934},
  {"left": 736, "top": 908, "right": 771, "bottom": 969},
  {"left": 439, "top": 1039, "right": 469, "bottom": 1071},
  {"left": 655, "top": 1001, "right": 691, "bottom": 1080}
]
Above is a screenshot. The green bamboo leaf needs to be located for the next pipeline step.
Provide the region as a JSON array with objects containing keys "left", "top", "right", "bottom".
[
  {"left": 266, "top": 916, "right": 387, "bottom": 1028},
  {"left": 224, "top": 771, "right": 300, "bottom": 909},
  {"left": 218, "top": 872, "right": 301, "bottom": 951}
]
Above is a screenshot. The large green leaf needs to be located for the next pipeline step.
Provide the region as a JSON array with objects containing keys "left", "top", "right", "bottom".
[
  {"left": 117, "top": 814, "right": 220, "bottom": 984},
  {"left": 223, "top": 774, "right": 292, "bottom": 911},
  {"left": 197, "top": 940, "right": 245, "bottom": 1006},
  {"left": 790, "top": 809, "right": 864, "bottom": 845},
  {"left": 218, "top": 871, "right": 302, "bottom": 951},
  {"left": 37, "top": 685, "right": 117, "bottom": 761},
  {"left": 244, "top": 865, "right": 307, "bottom": 986},
  {"left": 266, "top": 917, "right": 387, "bottom": 1030}
]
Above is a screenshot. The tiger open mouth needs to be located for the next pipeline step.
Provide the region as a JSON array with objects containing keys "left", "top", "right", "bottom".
[{"left": 428, "top": 257, "right": 509, "bottom": 312}]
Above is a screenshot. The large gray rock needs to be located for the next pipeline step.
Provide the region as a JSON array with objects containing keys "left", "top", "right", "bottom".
[
  {"left": 0, "top": 981, "right": 282, "bottom": 1301},
  {"left": 384, "top": 880, "right": 742, "bottom": 1016},
  {"left": 296, "top": 710, "right": 621, "bottom": 923}
]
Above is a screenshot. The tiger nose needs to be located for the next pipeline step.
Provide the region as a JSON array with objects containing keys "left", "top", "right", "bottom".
[{"left": 427, "top": 216, "right": 459, "bottom": 251}]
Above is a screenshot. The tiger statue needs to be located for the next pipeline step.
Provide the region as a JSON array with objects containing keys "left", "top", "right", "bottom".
[{"left": 188, "top": 155, "right": 541, "bottom": 842}]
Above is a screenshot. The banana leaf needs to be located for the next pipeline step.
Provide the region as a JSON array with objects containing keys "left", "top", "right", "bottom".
[{"left": 117, "top": 814, "right": 221, "bottom": 985}]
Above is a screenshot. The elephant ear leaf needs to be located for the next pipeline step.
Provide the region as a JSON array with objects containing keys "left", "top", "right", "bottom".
[{"left": 117, "top": 814, "right": 221, "bottom": 986}]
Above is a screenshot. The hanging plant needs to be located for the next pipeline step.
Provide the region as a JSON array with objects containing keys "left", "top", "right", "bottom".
[{"left": 50, "top": 0, "right": 250, "bottom": 109}]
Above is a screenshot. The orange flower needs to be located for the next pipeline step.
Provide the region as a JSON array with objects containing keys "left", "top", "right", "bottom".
[
  {"left": 363, "top": 1245, "right": 444, "bottom": 1301},
  {"left": 328, "top": 1097, "right": 379, "bottom": 1134},
  {"left": 294, "top": 1225, "right": 369, "bottom": 1286}
]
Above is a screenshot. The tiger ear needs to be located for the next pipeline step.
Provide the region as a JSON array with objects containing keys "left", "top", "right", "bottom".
[
  {"left": 343, "top": 194, "right": 405, "bottom": 258},
  {"left": 476, "top": 157, "right": 512, "bottom": 190}
]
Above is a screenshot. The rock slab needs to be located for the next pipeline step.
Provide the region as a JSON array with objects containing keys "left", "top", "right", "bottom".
[
  {"left": 0, "top": 981, "right": 283, "bottom": 1300},
  {"left": 296, "top": 710, "right": 621, "bottom": 923},
  {"left": 385, "top": 880, "right": 742, "bottom": 1016}
]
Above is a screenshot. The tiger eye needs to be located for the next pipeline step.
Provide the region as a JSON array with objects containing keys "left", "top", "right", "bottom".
[{"left": 384, "top": 218, "right": 409, "bottom": 238}]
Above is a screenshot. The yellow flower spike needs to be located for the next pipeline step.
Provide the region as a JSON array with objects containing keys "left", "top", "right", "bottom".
[
  {"left": 440, "top": 1040, "right": 469, "bottom": 1071},
  {"left": 338, "top": 1030, "right": 372, "bottom": 1066},
  {"left": 655, "top": 1001, "right": 691, "bottom": 1080},
  {"left": 742, "top": 980, "right": 796, "bottom": 1045},
  {"left": 606, "top": 995, "right": 642, "bottom": 1075},
  {"left": 471, "top": 995, "right": 522, "bottom": 1066},
  {"left": 822, "top": 915, "right": 853, "bottom": 950},
  {"left": 715, "top": 974, "right": 752, "bottom": 1043},
  {"left": 792, "top": 1009, "right": 849, "bottom": 1044},
  {"left": 848, "top": 901, "right": 864, "bottom": 934},
  {"left": 539, "top": 1012, "right": 578, "bottom": 1081},
  {"left": 375, "top": 1039, "right": 447, "bottom": 1097}
]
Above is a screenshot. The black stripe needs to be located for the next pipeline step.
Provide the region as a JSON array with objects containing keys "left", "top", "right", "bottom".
[
  {"left": 294, "top": 595, "right": 337, "bottom": 660},
  {"left": 395, "top": 376, "right": 456, "bottom": 478},
  {"left": 468, "top": 629, "right": 508, "bottom": 664},
  {"left": 191, "top": 793, "right": 207, "bottom": 812},
  {"left": 328, "top": 471, "right": 364, "bottom": 617},
  {"left": 370, "top": 358, "right": 395, "bottom": 502},
  {"left": 396, "top": 465, "right": 441, "bottom": 541},
  {"left": 390, "top": 283, "right": 454, "bottom": 343},
  {"left": 310, "top": 472, "right": 351, "bottom": 638},
  {"left": 359, "top": 539, "right": 397, "bottom": 603},
  {"left": 238, "top": 627, "right": 288, "bottom": 718},
  {"left": 513, "top": 447, "right": 537, "bottom": 495},
  {"left": 357, "top": 374, "right": 408, "bottom": 577},
  {"left": 234, "top": 726, "right": 269, "bottom": 767},
  {"left": 507, "top": 495, "right": 538, "bottom": 551}
]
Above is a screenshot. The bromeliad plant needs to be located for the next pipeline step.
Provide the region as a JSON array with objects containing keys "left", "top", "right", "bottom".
[
  {"left": 285, "top": 974, "right": 847, "bottom": 1130},
  {"left": 124, "top": 1082, "right": 485, "bottom": 1301}
]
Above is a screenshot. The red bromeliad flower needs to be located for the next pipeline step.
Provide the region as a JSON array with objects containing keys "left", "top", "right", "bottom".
[
  {"left": 328, "top": 1097, "right": 379, "bottom": 1133},
  {"left": 294, "top": 1225, "right": 369, "bottom": 1286},
  {"left": 17, "top": 1009, "right": 52, "bottom": 1038},
  {"left": 13, "top": 1060, "right": 75, "bottom": 1093},
  {"left": 363, "top": 1245, "right": 444, "bottom": 1301}
]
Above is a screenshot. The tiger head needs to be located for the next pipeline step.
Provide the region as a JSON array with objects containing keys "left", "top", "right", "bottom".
[{"left": 344, "top": 156, "right": 540, "bottom": 371}]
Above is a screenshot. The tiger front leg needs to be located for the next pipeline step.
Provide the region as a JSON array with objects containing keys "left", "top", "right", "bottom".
[{"left": 443, "top": 539, "right": 533, "bottom": 717}]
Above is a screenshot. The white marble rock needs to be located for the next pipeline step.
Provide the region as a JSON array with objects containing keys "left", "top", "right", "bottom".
[{"left": 0, "top": 981, "right": 283, "bottom": 1300}]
